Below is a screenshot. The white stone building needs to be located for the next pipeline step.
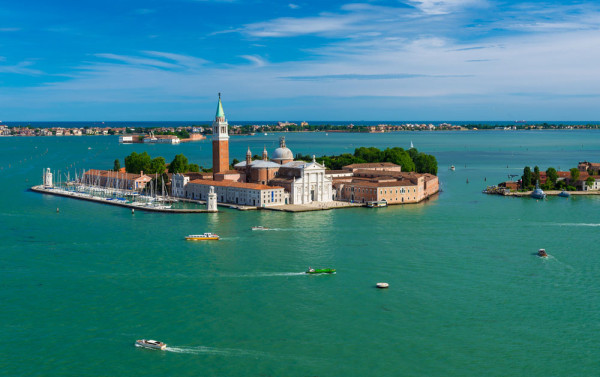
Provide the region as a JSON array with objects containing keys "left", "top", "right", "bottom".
[
  {"left": 269, "top": 157, "right": 333, "bottom": 204},
  {"left": 171, "top": 173, "right": 189, "bottom": 198},
  {"left": 185, "top": 179, "right": 286, "bottom": 207}
]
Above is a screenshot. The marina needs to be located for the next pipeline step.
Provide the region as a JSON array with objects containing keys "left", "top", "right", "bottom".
[{"left": 30, "top": 185, "right": 215, "bottom": 213}]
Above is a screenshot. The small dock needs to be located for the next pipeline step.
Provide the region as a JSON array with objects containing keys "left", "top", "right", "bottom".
[{"left": 30, "top": 185, "right": 217, "bottom": 213}]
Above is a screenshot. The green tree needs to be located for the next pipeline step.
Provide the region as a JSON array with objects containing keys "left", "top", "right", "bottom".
[
  {"left": 168, "top": 154, "right": 190, "bottom": 173},
  {"left": 533, "top": 166, "right": 540, "bottom": 184},
  {"left": 570, "top": 168, "right": 580, "bottom": 183},
  {"left": 354, "top": 147, "right": 382, "bottom": 163},
  {"left": 413, "top": 153, "right": 438, "bottom": 175},
  {"left": 522, "top": 166, "right": 532, "bottom": 189},
  {"left": 124, "top": 151, "right": 151, "bottom": 174},
  {"left": 148, "top": 157, "right": 166, "bottom": 175},
  {"left": 586, "top": 176, "right": 595, "bottom": 188},
  {"left": 188, "top": 163, "right": 200, "bottom": 172},
  {"left": 545, "top": 167, "right": 558, "bottom": 189},
  {"left": 113, "top": 159, "right": 121, "bottom": 172},
  {"left": 177, "top": 130, "right": 190, "bottom": 139},
  {"left": 382, "top": 147, "right": 415, "bottom": 172}
]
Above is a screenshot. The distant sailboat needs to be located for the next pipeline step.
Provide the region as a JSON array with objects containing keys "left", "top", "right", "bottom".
[{"left": 410, "top": 141, "right": 414, "bottom": 149}]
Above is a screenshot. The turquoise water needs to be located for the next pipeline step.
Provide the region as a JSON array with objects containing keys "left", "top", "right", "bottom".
[{"left": 2, "top": 131, "right": 600, "bottom": 376}]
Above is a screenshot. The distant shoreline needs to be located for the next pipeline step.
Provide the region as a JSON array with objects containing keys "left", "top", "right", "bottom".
[{"left": 2, "top": 123, "right": 600, "bottom": 138}]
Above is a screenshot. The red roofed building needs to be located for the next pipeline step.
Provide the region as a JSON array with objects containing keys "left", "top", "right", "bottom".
[
  {"left": 333, "top": 170, "right": 438, "bottom": 204},
  {"left": 185, "top": 179, "right": 286, "bottom": 207},
  {"left": 83, "top": 169, "right": 152, "bottom": 190}
]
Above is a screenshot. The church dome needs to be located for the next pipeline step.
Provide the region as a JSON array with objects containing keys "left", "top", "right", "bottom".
[
  {"left": 272, "top": 136, "right": 293, "bottom": 162},
  {"left": 273, "top": 147, "right": 293, "bottom": 160}
]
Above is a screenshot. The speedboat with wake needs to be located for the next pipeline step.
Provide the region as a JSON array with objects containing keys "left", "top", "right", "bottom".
[
  {"left": 251, "top": 226, "right": 270, "bottom": 231},
  {"left": 135, "top": 339, "right": 166, "bottom": 350},
  {"left": 306, "top": 267, "right": 336, "bottom": 274},
  {"left": 537, "top": 249, "right": 548, "bottom": 258}
]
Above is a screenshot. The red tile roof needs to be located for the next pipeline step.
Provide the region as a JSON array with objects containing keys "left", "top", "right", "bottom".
[
  {"left": 188, "top": 179, "right": 282, "bottom": 190},
  {"left": 343, "top": 162, "right": 401, "bottom": 169},
  {"left": 84, "top": 169, "right": 150, "bottom": 181}
]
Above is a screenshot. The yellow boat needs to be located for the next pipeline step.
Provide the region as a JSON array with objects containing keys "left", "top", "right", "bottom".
[{"left": 185, "top": 233, "right": 220, "bottom": 241}]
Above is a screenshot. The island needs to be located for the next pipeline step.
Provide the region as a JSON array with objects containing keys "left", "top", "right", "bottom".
[
  {"left": 484, "top": 161, "right": 600, "bottom": 197},
  {"left": 32, "top": 96, "right": 440, "bottom": 212}
]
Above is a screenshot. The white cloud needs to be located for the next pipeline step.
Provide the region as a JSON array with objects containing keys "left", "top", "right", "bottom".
[
  {"left": 240, "top": 55, "right": 267, "bottom": 67},
  {"left": 243, "top": 14, "right": 361, "bottom": 37},
  {"left": 94, "top": 53, "right": 182, "bottom": 69},
  {"left": 0, "top": 60, "right": 43, "bottom": 75},
  {"left": 289, "top": 3, "right": 300, "bottom": 9},
  {"left": 405, "top": 0, "right": 488, "bottom": 15},
  {"left": 4, "top": 1, "right": 600, "bottom": 120}
]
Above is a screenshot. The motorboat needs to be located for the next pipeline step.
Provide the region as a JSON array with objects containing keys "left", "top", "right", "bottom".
[
  {"left": 135, "top": 339, "right": 166, "bottom": 350},
  {"left": 367, "top": 200, "right": 387, "bottom": 208},
  {"left": 251, "top": 226, "right": 270, "bottom": 231},
  {"left": 376, "top": 282, "right": 389, "bottom": 289},
  {"left": 558, "top": 190, "right": 570, "bottom": 198},
  {"left": 530, "top": 181, "right": 546, "bottom": 199},
  {"left": 306, "top": 267, "right": 336, "bottom": 274},
  {"left": 450, "top": 165, "right": 455, "bottom": 171},
  {"left": 185, "top": 233, "right": 220, "bottom": 241},
  {"left": 537, "top": 249, "right": 548, "bottom": 258}
]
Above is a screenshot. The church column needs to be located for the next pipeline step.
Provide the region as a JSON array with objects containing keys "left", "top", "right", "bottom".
[
  {"left": 301, "top": 170, "right": 305, "bottom": 204},
  {"left": 306, "top": 170, "right": 310, "bottom": 203},
  {"left": 319, "top": 172, "right": 323, "bottom": 201}
]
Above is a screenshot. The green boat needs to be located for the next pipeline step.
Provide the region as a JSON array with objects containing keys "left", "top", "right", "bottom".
[{"left": 306, "top": 267, "right": 336, "bottom": 274}]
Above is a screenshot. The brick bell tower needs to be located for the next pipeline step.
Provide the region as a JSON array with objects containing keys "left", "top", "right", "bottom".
[{"left": 212, "top": 93, "right": 230, "bottom": 174}]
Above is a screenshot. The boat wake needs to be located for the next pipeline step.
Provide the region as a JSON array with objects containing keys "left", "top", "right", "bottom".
[
  {"left": 164, "top": 345, "right": 325, "bottom": 362},
  {"left": 220, "top": 272, "right": 306, "bottom": 278},
  {"left": 554, "top": 223, "right": 600, "bottom": 227},
  {"left": 165, "top": 345, "right": 271, "bottom": 357}
]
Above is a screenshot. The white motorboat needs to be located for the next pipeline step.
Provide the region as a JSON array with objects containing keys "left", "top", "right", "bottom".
[
  {"left": 376, "top": 282, "right": 389, "bottom": 289},
  {"left": 251, "top": 226, "right": 270, "bottom": 231},
  {"left": 135, "top": 339, "right": 166, "bottom": 350},
  {"left": 186, "top": 233, "right": 220, "bottom": 240}
]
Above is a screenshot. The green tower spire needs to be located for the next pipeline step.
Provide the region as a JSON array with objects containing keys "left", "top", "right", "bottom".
[{"left": 216, "top": 92, "right": 225, "bottom": 118}]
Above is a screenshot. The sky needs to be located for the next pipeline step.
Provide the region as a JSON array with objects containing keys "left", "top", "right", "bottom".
[{"left": 1, "top": 0, "right": 600, "bottom": 121}]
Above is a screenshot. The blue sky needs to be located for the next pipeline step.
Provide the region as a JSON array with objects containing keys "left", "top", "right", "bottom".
[{"left": 1, "top": 0, "right": 600, "bottom": 121}]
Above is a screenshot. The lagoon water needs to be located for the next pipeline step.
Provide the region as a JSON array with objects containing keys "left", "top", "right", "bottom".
[{"left": 2, "top": 130, "right": 600, "bottom": 376}]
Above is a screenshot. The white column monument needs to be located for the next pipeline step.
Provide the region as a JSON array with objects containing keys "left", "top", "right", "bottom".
[
  {"left": 207, "top": 186, "right": 218, "bottom": 212},
  {"left": 43, "top": 168, "right": 53, "bottom": 187}
]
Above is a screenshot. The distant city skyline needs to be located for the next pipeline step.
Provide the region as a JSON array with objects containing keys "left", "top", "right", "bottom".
[{"left": 1, "top": 0, "right": 600, "bottom": 121}]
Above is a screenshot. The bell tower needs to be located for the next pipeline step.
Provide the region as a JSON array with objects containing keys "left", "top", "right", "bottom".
[{"left": 212, "top": 93, "right": 230, "bottom": 174}]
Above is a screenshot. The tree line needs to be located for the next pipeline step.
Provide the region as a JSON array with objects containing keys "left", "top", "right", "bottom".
[
  {"left": 295, "top": 146, "right": 438, "bottom": 175},
  {"left": 522, "top": 166, "right": 594, "bottom": 191},
  {"left": 114, "top": 152, "right": 202, "bottom": 175}
]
